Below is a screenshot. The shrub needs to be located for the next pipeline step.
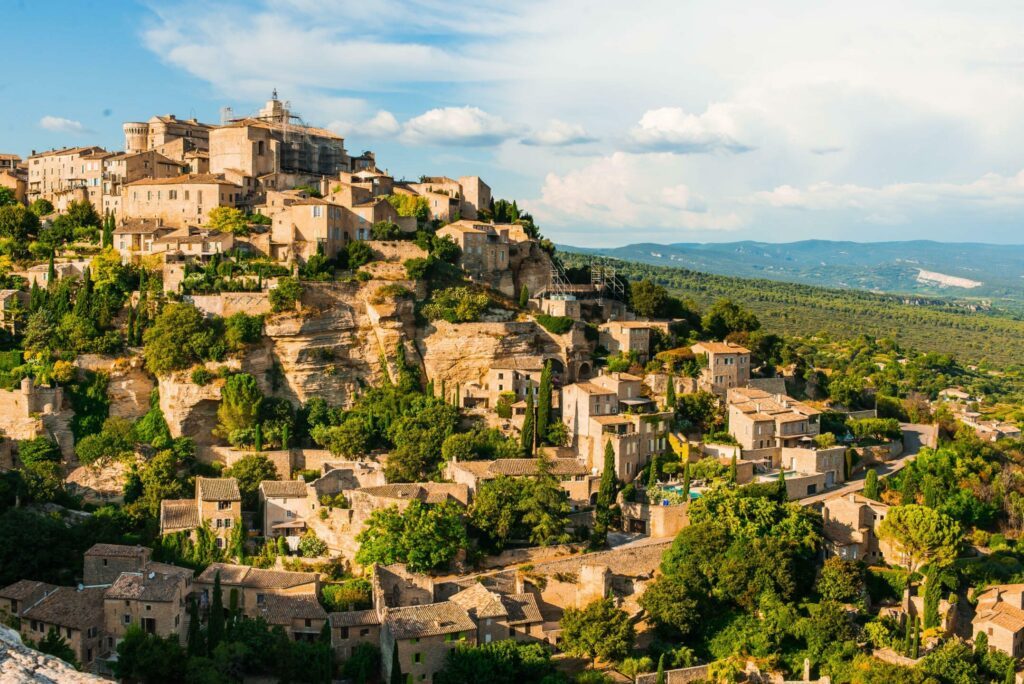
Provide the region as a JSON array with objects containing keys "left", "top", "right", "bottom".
[
  {"left": 370, "top": 284, "right": 411, "bottom": 305},
  {"left": 269, "top": 277, "right": 303, "bottom": 313},
  {"left": 298, "top": 530, "right": 328, "bottom": 558},
  {"left": 321, "top": 578, "right": 372, "bottom": 611},
  {"left": 370, "top": 220, "right": 404, "bottom": 240},
  {"left": 346, "top": 240, "right": 373, "bottom": 269},
  {"left": 422, "top": 287, "right": 492, "bottom": 323},
  {"left": 191, "top": 367, "right": 213, "bottom": 386},
  {"left": 535, "top": 314, "right": 573, "bottom": 334}
]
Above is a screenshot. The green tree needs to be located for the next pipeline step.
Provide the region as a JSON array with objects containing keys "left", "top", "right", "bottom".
[
  {"left": 215, "top": 373, "right": 264, "bottom": 442},
  {"left": 208, "top": 570, "right": 225, "bottom": 651},
  {"left": 536, "top": 362, "right": 552, "bottom": 444},
  {"left": 816, "top": 557, "right": 866, "bottom": 603},
  {"left": 521, "top": 456, "right": 571, "bottom": 546},
  {"left": 355, "top": 500, "right": 467, "bottom": 572},
  {"left": 269, "top": 276, "right": 303, "bottom": 312},
  {"left": 142, "top": 302, "right": 219, "bottom": 375},
  {"left": 593, "top": 441, "right": 617, "bottom": 547},
  {"left": 877, "top": 504, "right": 961, "bottom": 575},
  {"left": 342, "top": 643, "right": 381, "bottom": 684},
  {"left": 113, "top": 626, "right": 187, "bottom": 683},
  {"left": 37, "top": 626, "right": 78, "bottom": 667},
  {"left": 469, "top": 475, "right": 532, "bottom": 551},
  {"left": 389, "top": 641, "right": 403, "bottom": 684},
  {"left": 665, "top": 372, "right": 676, "bottom": 409},
  {"left": 298, "top": 530, "right": 328, "bottom": 557},
  {"left": 630, "top": 279, "right": 670, "bottom": 319},
  {"left": 520, "top": 391, "right": 535, "bottom": 456},
  {"left": 655, "top": 654, "right": 666, "bottom": 684},
  {"left": 729, "top": 452, "right": 737, "bottom": 483},
  {"left": 864, "top": 468, "right": 880, "bottom": 500},
  {"left": 29, "top": 198, "right": 54, "bottom": 217},
  {"left": 0, "top": 187, "right": 16, "bottom": 207},
  {"left": 700, "top": 298, "right": 761, "bottom": 339},
  {"left": 560, "top": 598, "right": 635, "bottom": 667},
  {"left": 187, "top": 595, "right": 203, "bottom": 656},
  {"left": 224, "top": 453, "right": 278, "bottom": 510},
  {"left": 207, "top": 206, "right": 249, "bottom": 235},
  {"left": 518, "top": 284, "right": 529, "bottom": 308}
]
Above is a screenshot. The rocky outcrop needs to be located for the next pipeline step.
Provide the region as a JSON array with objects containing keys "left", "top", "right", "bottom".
[
  {"left": 0, "top": 624, "right": 102, "bottom": 683},
  {"left": 76, "top": 353, "right": 155, "bottom": 421},
  {"left": 158, "top": 373, "right": 223, "bottom": 446}
]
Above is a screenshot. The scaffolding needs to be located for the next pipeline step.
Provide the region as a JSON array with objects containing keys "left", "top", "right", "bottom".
[{"left": 540, "top": 258, "right": 625, "bottom": 303}]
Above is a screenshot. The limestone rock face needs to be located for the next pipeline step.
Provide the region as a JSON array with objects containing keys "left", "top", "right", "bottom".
[
  {"left": 76, "top": 353, "right": 155, "bottom": 420},
  {"left": 0, "top": 624, "right": 103, "bottom": 683},
  {"left": 511, "top": 241, "right": 555, "bottom": 299},
  {"left": 158, "top": 372, "right": 223, "bottom": 446}
]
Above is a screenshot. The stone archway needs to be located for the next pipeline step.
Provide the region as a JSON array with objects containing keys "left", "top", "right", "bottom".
[{"left": 577, "top": 361, "right": 593, "bottom": 380}]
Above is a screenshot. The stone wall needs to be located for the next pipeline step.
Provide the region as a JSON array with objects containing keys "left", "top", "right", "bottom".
[
  {"left": 186, "top": 292, "right": 271, "bottom": 318},
  {"left": 636, "top": 664, "right": 710, "bottom": 684}
]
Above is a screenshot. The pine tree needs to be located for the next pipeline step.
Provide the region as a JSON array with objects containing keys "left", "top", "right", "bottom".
[
  {"left": 510, "top": 200, "right": 519, "bottom": 221},
  {"left": 521, "top": 391, "right": 535, "bottom": 456},
  {"left": 518, "top": 284, "right": 529, "bottom": 309},
  {"left": 522, "top": 456, "right": 571, "bottom": 546},
  {"left": 73, "top": 267, "right": 92, "bottom": 317},
  {"left": 208, "top": 570, "right": 224, "bottom": 652},
  {"left": 536, "top": 362, "right": 552, "bottom": 444},
  {"left": 665, "top": 372, "right": 676, "bottom": 409},
  {"left": 655, "top": 654, "right": 666, "bottom": 684},
  {"left": 863, "top": 469, "right": 880, "bottom": 500},
  {"left": 186, "top": 596, "right": 202, "bottom": 656},
  {"left": 29, "top": 279, "right": 42, "bottom": 312},
  {"left": 730, "top": 453, "right": 738, "bottom": 483}
]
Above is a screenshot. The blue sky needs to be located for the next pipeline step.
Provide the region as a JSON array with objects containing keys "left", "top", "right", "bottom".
[{"left": 5, "top": 0, "right": 1024, "bottom": 246}]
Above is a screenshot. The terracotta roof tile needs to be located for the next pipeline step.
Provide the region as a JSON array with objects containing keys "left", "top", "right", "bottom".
[
  {"left": 503, "top": 593, "right": 543, "bottom": 625},
  {"left": 384, "top": 602, "right": 476, "bottom": 640},
  {"left": 197, "top": 477, "right": 241, "bottom": 502},
  {"left": 22, "top": 587, "right": 104, "bottom": 631},
  {"left": 449, "top": 583, "right": 507, "bottom": 620},
  {"left": 84, "top": 543, "right": 150, "bottom": 560},
  {"left": 260, "top": 480, "right": 309, "bottom": 498},
  {"left": 160, "top": 499, "right": 199, "bottom": 533},
  {"left": 0, "top": 580, "right": 57, "bottom": 603},
  {"left": 197, "top": 563, "right": 318, "bottom": 590},
  {"left": 330, "top": 609, "right": 381, "bottom": 628},
  {"left": 125, "top": 173, "right": 241, "bottom": 187},
  {"left": 257, "top": 594, "right": 327, "bottom": 624},
  {"left": 105, "top": 570, "right": 185, "bottom": 603}
]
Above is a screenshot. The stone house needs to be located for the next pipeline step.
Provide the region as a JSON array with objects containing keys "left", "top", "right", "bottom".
[
  {"left": 0, "top": 167, "right": 27, "bottom": 204},
  {"left": 102, "top": 562, "right": 192, "bottom": 645},
  {"left": 974, "top": 584, "right": 1024, "bottom": 659},
  {"left": 0, "top": 580, "right": 58, "bottom": 622},
  {"left": 26, "top": 146, "right": 110, "bottom": 208},
  {"left": 485, "top": 358, "right": 546, "bottom": 408},
  {"left": 123, "top": 114, "right": 213, "bottom": 156},
  {"left": 150, "top": 225, "right": 235, "bottom": 261},
  {"left": 83, "top": 544, "right": 151, "bottom": 586},
  {"left": 691, "top": 341, "right": 751, "bottom": 395},
  {"left": 822, "top": 493, "right": 894, "bottom": 564},
  {"left": 446, "top": 457, "right": 595, "bottom": 507},
  {"left": 380, "top": 601, "right": 478, "bottom": 683},
  {"left": 329, "top": 609, "right": 381, "bottom": 660},
  {"left": 448, "top": 583, "right": 544, "bottom": 645},
  {"left": 436, "top": 220, "right": 511, "bottom": 276},
  {"left": 599, "top": 321, "right": 653, "bottom": 361},
  {"left": 159, "top": 477, "right": 241, "bottom": 548},
  {"left": 123, "top": 173, "right": 244, "bottom": 228},
  {"left": 112, "top": 219, "right": 175, "bottom": 261},
  {"left": 19, "top": 586, "right": 105, "bottom": 667},
  {"left": 258, "top": 479, "right": 312, "bottom": 540},
  {"left": 727, "top": 387, "right": 821, "bottom": 451},
  {"left": 102, "top": 150, "right": 186, "bottom": 217},
  {"left": 194, "top": 563, "right": 320, "bottom": 626},
  {"left": 267, "top": 197, "right": 349, "bottom": 263},
  {"left": 255, "top": 593, "right": 328, "bottom": 641},
  {"left": 397, "top": 180, "right": 461, "bottom": 221}
]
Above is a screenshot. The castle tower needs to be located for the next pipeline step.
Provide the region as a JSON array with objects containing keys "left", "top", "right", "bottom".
[{"left": 123, "top": 122, "right": 150, "bottom": 154}]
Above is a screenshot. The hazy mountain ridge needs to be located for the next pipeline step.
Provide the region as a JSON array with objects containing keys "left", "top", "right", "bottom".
[{"left": 561, "top": 239, "right": 1024, "bottom": 309}]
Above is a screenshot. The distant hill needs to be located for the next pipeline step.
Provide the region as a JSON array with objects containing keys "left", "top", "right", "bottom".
[{"left": 559, "top": 240, "right": 1024, "bottom": 311}]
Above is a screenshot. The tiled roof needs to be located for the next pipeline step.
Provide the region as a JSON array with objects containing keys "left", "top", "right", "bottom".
[
  {"left": 197, "top": 563, "right": 318, "bottom": 590},
  {"left": 330, "top": 609, "right": 381, "bottom": 628},
  {"left": 532, "top": 541, "right": 670, "bottom": 578},
  {"left": 105, "top": 571, "right": 184, "bottom": 603},
  {"left": 454, "top": 458, "right": 588, "bottom": 479},
  {"left": 692, "top": 341, "right": 751, "bottom": 354},
  {"left": 260, "top": 480, "right": 309, "bottom": 498},
  {"left": 503, "top": 593, "right": 543, "bottom": 625},
  {"left": 257, "top": 594, "right": 327, "bottom": 624},
  {"left": 125, "top": 173, "right": 241, "bottom": 187},
  {"left": 30, "top": 146, "right": 106, "bottom": 159},
  {"left": 0, "top": 580, "right": 57, "bottom": 603},
  {"left": 975, "top": 603, "right": 1024, "bottom": 632},
  {"left": 160, "top": 499, "right": 199, "bottom": 533},
  {"left": 197, "top": 477, "right": 241, "bottom": 502},
  {"left": 384, "top": 602, "right": 476, "bottom": 640},
  {"left": 22, "top": 587, "right": 104, "bottom": 630},
  {"left": 449, "top": 583, "right": 508, "bottom": 620},
  {"left": 84, "top": 543, "right": 150, "bottom": 559},
  {"left": 569, "top": 382, "right": 616, "bottom": 395},
  {"left": 358, "top": 483, "right": 468, "bottom": 505},
  {"left": 113, "top": 219, "right": 170, "bottom": 235}
]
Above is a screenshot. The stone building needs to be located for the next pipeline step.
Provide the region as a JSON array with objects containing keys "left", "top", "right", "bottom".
[
  {"left": 973, "top": 584, "right": 1024, "bottom": 659},
  {"left": 380, "top": 601, "right": 478, "bottom": 683},
  {"left": 727, "top": 387, "right": 821, "bottom": 451},
  {"left": 26, "top": 146, "right": 110, "bottom": 209},
  {"left": 446, "top": 457, "right": 595, "bottom": 507},
  {"left": 599, "top": 321, "right": 654, "bottom": 362},
  {"left": 83, "top": 544, "right": 151, "bottom": 586},
  {"left": 123, "top": 115, "right": 213, "bottom": 156},
  {"left": 691, "top": 341, "right": 751, "bottom": 395},
  {"left": 822, "top": 493, "right": 894, "bottom": 563},
  {"left": 19, "top": 586, "right": 105, "bottom": 667},
  {"left": 329, "top": 609, "right": 381, "bottom": 660},
  {"left": 194, "top": 563, "right": 321, "bottom": 633},
  {"left": 102, "top": 562, "right": 192, "bottom": 644},
  {"left": 436, "top": 220, "right": 511, "bottom": 277},
  {"left": 259, "top": 479, "right": 312, "bottom": 541},
  {"left": 123, "top": 173, "right": 244, "bottom": 228},
  {"left": 159, "top": 477, "right": 241, "bottom": 548}
]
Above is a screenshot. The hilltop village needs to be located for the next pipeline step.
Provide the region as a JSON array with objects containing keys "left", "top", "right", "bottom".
[{"left": 2, "top": 95, "right": 1024, "bottom": 684}]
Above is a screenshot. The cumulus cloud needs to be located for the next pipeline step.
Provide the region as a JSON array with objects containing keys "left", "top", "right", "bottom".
[
  {"left": 525, "top": 152, "right": 741, "bottom": 233},
  {"left": 39, "top": 116, "right": 90, "bottom": 134},
  {"left": 627, "top": 104, "right": 755, "bottom": 154},
  {"left": 400, "top": 106, "right": 522, "bottom": 146},
  {"left": 522, "top": 120, "right": 597, "bottom": 146},
  {"left": 331, "top": 110, "right": 402, "bottom": 139}
]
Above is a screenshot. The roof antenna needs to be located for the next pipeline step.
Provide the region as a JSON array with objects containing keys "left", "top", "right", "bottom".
[{"left": 272, "top": 88, "right": 278, "bottom": 101}]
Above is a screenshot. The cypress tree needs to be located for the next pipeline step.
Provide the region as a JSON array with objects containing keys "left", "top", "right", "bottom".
[
  {"left": 440, "top": 379, "right": 447, "bottom": 405},
  {"left": 518, "top": 284, "right": 529, "bottom": 309},
  {"left": 277, "top": 535, "right": 289, "bottom": 557},
  {"left": 648, "top": 451, "right": 660, "bottom": 488},
  {"left": 389, "top": 641, "right": 403, "bottom": 684},
  {"left": 46, "top": 251, "right": 55, "bottom": 285},
  {"left": 510, "top": 200, "right": 519, "bottom": 221},
  {"left": 254, "top": 423, "right": 263, "bottom": 452},
  {"left": 777, "top": 468, "right": 787, "bottom": 501},
  {"left": 863, "top": 469, "right": 880, "bottom": 500},
  {"left": 665, "top": 372, "right": 676, "bottom": 409},
  {"left": 73, "top": 267, "right": 92, "bottom": 317},
  {"left": 229, "top": 587, "right": 239, "bottom": 617},
  {"left": 126, "top": 306, "right": 135, "bottom": 346},
  {"left": 281, "top": 423, "right": 290, "bottom": 450},
  {"left": 521, "top": 392, "right": 535, "bottom": 456},
  {"left": 536, "top": 361, "right": 552, "bottom": 444},
  {"left": 655, "top": 654, "right": 666, "bottom": 684},
  {"left": 730, "top": 453, "right": 738, "bottom": 483},
  {"left": 186, "top": 596, "right": 202, "bottom": 656},
  {"left": 29, "top": 279, "right": 42, "bottom": 312},
  {"left": 593, "top": 441, "right": 617, "bottom": 548},
  {"left": 681, "top": 460, "right": 691, "bottom": 499},
  {"left": 208, "top": 570, "right": 224, "bottom": 651},
  {"left": 912, "top": 616, "right": 920, "bottom": 658},
  {"left": 102, "top": 213, "right": 113, "bottom": 248}
]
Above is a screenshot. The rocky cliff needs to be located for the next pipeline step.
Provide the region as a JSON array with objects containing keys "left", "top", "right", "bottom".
[{"left": 0, "top": 625, "right": 102, "bottom": 683}]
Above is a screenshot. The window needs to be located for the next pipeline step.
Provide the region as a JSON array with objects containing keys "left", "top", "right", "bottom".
[
  {"left": 225, "top": 518, "right": 233, "bottom": 528},
  {"left": 218, "top": 501, "right": 231, "bottom": 510},
  {"left": 169, "top": 190, "right": 177, "bottom": 200},
  {"left": 413, "top": 652, "right": 422, "bottom": 663},
  {"left": 360, "top": 628, "right": 370, "bottom": 637},
  {"left": 123, "top": 614, "right": 131, "bottom": 625},
  {"left": 102, "top": 559, "right": 108, "bottom": 566},
  {"left": 145, "top": 604, "right": 152, "bottom": 611},
  {"left": 339, "top": 627, "right": 349, "bottom": 639}
]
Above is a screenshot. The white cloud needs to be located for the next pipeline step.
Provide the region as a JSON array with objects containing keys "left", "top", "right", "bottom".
[
  {"left": 332, "top": 110, "right": 402, "bottom": 139},
  {"left": 627, "top": 104, "right": 755, "bottom": 154},
  {"left": 750, "top": 170, "right": 1024, "bottom": 222},
  {"left": 525, "top": 152, "right": 741, "bottom": 234},
  {"left": 522, "top": 120, "right": 597, "bottom": 146},
  {"left": 400, "top": 106, "right": 522, "bottom": 146},
  {"left": 39, "top": 116, "right": 89, "bottom": 134}
]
